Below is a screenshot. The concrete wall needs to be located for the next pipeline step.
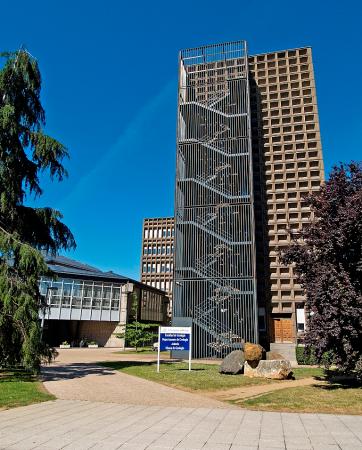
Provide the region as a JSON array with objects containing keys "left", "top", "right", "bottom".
[
  {"left": 77, "top": 321, "right": 123, "bottom": 347},
  {"left": 45, "top": 320, "right": 125, "bottom": 348}
]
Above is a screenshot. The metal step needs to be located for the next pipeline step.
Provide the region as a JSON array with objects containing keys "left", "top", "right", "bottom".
[
  {"left": 180, "top": 176, "right": 250, "bottom": 200},
  {"left": 180, "top": 101, "right": 248, "bottom": 118},
  {"left": 193, "top": 317, "right": 242, "bottom": 352}
]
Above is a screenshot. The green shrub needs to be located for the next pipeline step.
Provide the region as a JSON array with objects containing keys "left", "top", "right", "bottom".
[
  {"left": 296, "top": 346, "right": 318, "bottom": 365},
  {"left": 296, "top": 346, "right": 334, "bottom": 366}
]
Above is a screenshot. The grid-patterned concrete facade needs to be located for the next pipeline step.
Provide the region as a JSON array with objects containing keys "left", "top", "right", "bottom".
[
  {"left": 140, "top": 217, "right": 174, "bottom": 313},
  {"left": 249, "top": 47, "right": 324, "bottom": 344}
]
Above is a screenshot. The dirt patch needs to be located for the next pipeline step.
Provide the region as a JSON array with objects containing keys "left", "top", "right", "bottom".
[{"left": 201, "top": 376, "right": 325, "bottom": 402}]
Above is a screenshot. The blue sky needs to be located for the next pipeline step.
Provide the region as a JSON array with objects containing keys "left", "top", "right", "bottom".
[{"left": 1, "top": 0, "right": 361, "bottom": 279}]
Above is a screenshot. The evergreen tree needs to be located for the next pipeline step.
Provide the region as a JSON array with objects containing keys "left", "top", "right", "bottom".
[
  {"left": 281, "top": 162, "right": 362, "bottom": 377},
  {"left": 0, "top": 49, "right": 75, "bottom": 372}
]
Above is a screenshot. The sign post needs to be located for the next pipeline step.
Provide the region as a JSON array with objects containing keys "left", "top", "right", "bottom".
[
  {"left": 157, "top": 326, "right": 161, "bottom": 373},
  {"left": 157, "top": 326, "right": 192, "bottom": 372},
  {"left": 188, "top": 328, "right": 192, "bottom": 372}
]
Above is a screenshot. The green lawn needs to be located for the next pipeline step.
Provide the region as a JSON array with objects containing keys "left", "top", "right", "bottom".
[
  {"left": 100, "top": 361, "right": 323, "bottom": 392},
  {"left": 238, "top": 383, "right": 362, "bottom": 415},
  {"left": 291, "top": 366, "right": 323, "bottom": 380},
  {"left": 0, "top": 371, "right": 55, "bottom": 410}
]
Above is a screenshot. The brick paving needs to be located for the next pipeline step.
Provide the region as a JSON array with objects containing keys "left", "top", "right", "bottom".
[
  {"left": 40, "top": 348, "right": 232, "bottom": 408},
  {"left": 0, "top": 400, "right": 361, "bottom": 450},
  {"left": 41, "top": 362, "right": 231, "bottom": 408}
]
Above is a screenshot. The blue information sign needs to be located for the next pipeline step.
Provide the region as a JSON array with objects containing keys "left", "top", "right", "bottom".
[
  {"left": 157, "top": 326, "right": 192, "bottom": 372},
  {"left": 160, "top": 332, "right": 190, "bottom": 351}
]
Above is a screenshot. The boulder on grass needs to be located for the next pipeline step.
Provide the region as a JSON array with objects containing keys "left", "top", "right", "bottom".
[
  {"left": 219, "top": 350, "right": 245, "bottom": 375},
  {"left": 244, "top": 342, "right": 265, "bottom": 362},
  {"left": 244, "top": 360, "right": 292, "bottom": 380},
  {"left": 266, "top": 351, "right": 285, "bottom": 360}
]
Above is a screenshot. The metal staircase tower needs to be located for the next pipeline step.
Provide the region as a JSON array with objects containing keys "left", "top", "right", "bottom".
[{"left": 173, "top": 41, "right": 258, "bottom": 358}]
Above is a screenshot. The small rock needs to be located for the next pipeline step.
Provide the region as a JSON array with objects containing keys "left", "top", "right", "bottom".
[
  {"left": 266, "top": 351, "right": 285, "bottom": 360},
  {"left": 244, "top": 342, "right": 265, "bottom": 362},
  {"left": 244, "top": 360, "right": 293, "bottom": 379},
  {"left": 219, "top": 350, "right": 245, "bottom": 375}
]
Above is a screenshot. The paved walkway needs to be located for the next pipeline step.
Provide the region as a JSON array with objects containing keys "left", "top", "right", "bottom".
[
  {"left": 0, "top": 400, "right": 361, "bottom": 450},
  {"left": 41, "top": 362, "right": 231, "bottom": 408},
  {"left": 41, "top": 349, "right": 230, "bottom": 408}
]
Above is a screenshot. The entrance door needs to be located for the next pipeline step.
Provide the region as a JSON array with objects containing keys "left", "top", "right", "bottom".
[{"left": 273, "top": 317, "right": 293, "bottom": 342}]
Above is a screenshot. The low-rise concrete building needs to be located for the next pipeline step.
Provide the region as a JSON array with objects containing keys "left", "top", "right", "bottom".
[{"left": 40, "top": 255, "right": 168, "bottom": 348}]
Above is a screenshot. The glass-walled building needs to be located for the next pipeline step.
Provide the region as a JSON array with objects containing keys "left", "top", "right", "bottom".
[
  {"left": 40, "top": 255, "right": 168, "bottom": 347},
  {"left": 39, "top": 277, "right": 122, "bottom": 322}
]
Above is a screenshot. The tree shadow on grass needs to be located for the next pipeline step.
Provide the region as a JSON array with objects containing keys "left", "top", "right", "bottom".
[
  {"left": 101, "top": 360, "right": 155, "bottom": 370},
  {"left": 313, "top": 369, "right": 361, "bottom": 390},
  {"left": 0, "top": 370, "right": 36, "bottom": 383}
]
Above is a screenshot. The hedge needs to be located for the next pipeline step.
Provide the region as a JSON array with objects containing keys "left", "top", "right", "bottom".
[{"left": 296, "top": 345, "right": 318, "bottom": 365}]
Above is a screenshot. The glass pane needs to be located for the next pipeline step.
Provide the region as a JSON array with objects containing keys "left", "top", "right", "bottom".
[
  {"left": 92, "top": 299, "right": 101, "bottom": 309},
  {"left": 111, "top": 300, "right": 119, "bottom": 310},
  {"left": 82, "top": 298, "right": 91, "bottom": 309},
  {"left": 102, "top": 299, "right": 110, "bottom": 308},
  {"left": 112, "top": 288, "right": 120, "bottom": 300},
  {"left": 50, "top": 297, "right": 60, "bottom": 307},
  {"left": 62, "top": 297, "right": 71, "bottom": 308},
  {"left": 84, "top": 285, "right": 93, "bottom": 297},
  {"left": 93, "top": 286, "right": 102, "bottom": 298},
  {"left": 63, "top": 283, "right": 72, "bottom": 296},
  {"left": 73, "top": 283, "right": 82, "bottom": 296},
  {"left": 72, "top": 298, "right": 82, "bottom": 308},
  {"left": 103, "top": 287, "right": 111, "bottom": 299}
]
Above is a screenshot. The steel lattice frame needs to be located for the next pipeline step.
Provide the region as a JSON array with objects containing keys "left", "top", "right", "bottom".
[{"left": 173, "top": 41, "right": 258, "bottom": 358}]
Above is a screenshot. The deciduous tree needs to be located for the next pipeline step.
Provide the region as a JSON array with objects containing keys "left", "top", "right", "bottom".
[
  {"left": 121, "top": 321, "right": 158, "bottom": 352},
  {"left": 281, "top": 162, "right": 362, "bottom": 377}
]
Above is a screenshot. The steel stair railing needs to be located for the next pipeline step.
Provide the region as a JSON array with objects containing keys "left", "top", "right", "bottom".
[
  {"left": 193, "top": 314, "right": 242, "bottom": 351},
  {"left": 196, "top": 211, "right": 217, "bottom": 225},
  {"left": 178, "top": 139, "right": 249, "bottom": 158},
  {"left": 192, "top": 175, "right": 249, "bottom": 200},
  {"left": 191, "top": 243, "right": 244, "bottom": 350},
  {"left": 199, "top": 163, "right": 231, "bottom": 184},
  {"left": 176, "top": 209, "right": 253, "bottom": 245},
  {"left": 176, "top": 99, "right": 250, "bottom": 353},
  {"left": 180, "top": 100, "right": 248, "bottom": 118},
  {"left": 199, "top": 124, "right": 230, "bottom": 144},
  {"left": 200, "top": 141, "right": 249, "bottom": 157},
  {"left": 180, "top": 219, "right": 232, "bottom": 244},
  {"left": 203, "top": 90, "right": 229, "bottom": 108}
]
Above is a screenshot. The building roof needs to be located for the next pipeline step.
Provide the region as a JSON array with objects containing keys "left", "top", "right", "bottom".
[
  {"left": 44, "top": 254, "right": 167, "bottom": 296},
  {"left": 45, "top": 254, "right": 130, "bottom": 282},
  {"left": 46, "top": 254, "right": 103, "bottom": 274},
  {"left": 45, "top": 254, "right": 129, "bottom": 281}
]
